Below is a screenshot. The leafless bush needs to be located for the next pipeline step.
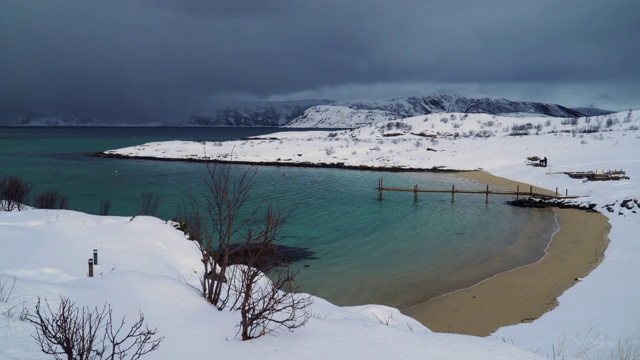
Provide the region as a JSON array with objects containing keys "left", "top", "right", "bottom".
[
  {"left": 175, "top": 163, "right": 312, "bottom": 340},
  {"left": 510, "top": 123, "right": 534, "bottom": 136},
  {"left": 324, "top": 146, "right": 335, "bottom": 156},
  {"left": 135, "top": 192, "right": 162, "bottom": 216},
  {"left": 2, "top": 301, "right": 29, "bottom": 321},
  {"left": 1, "top": 176, "right": 31, "bottom": 211},
  {"left": 227, "top": 206, "right": 312, "bottom": 340},
  {"left": 0, "top": 276, "right": 16, "bottom": 303},
  {"left": 623, "top": 110, "right": 633, "bottom": 123},
  {"left": 27, "top": 296, "right": 163, "bottom": 360},
  {"left": 475, "top": 129, "right": 494, "bottom": 138},
  {"left": 562, "top": 118, "right": 579, "bottom": 126},
  {"left": 380, "top": 121, "right": 412, "bottom": 132},
  {"left": 35, "top": 191, "right": 68, "bottom": 209},
  {"left": 605, "top": 117, "right": 620, "bottom": 128}
]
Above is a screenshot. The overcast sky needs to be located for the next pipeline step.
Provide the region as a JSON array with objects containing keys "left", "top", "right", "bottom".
[{"left": 1, "top": 0, "right": 639, "bottom": 124}]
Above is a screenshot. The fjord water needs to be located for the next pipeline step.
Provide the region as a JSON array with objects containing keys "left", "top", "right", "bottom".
[{"left": 0, "top": 127, "right": 556, "bottom": 309}]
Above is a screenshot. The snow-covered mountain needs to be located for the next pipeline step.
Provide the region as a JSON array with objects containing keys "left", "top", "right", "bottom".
[
  {"left": 179, "top": 100, "right": 333, "bottom": 127},
  {"left": 571, "top": 106, "right": 615, "bottom": 116},
  {"left": 183, "top": 95, "right": 585, "bottom": 128},
  {"left": 10, "top": 95, "right": 599, "bottom": 127},
  {"left": 337, "top": 94, "right": 583, "bottom": 119},
  {"left": 287, "top": 105, "right": 397, "bottom": 128}
]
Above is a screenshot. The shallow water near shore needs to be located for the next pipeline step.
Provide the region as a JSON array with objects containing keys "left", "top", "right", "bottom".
[{"left": 0, "top": 126, "right": 557, "bottom": 308}]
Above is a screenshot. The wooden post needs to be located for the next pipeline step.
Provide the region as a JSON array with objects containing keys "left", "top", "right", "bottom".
[
  {"left": 530, "top": 186, "right": 533, "bottom": 196},
  {"left": 451, "top": 184, "right": 455, "bottom": 203},
  {"left": 516, "top": 184, "right": 520, "bottom": 200},
  {"left": 485, "top": 184, "right": 489, "bottom": 204},
  {"left": 88, "top": 258, "right": 94, "bottom": 277},
  {"left": 414, "top": 184, "right": 418, "bottom": 202},
  {"left": 555, "top": 187, "right": 558, "bottom": 196},
  {"left": 93, "top": 249, "right": 98, "bottom": 266},
  {"left": 378, "top": 178, "right": 383, "bottom": 201},
  {"left": 566, "top": 189, "right": 568, "bottom": 197}
]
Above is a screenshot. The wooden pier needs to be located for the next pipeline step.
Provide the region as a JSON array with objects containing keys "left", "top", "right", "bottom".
[{"left": 375, "top": 178, "right": 577, "bottom": 203}]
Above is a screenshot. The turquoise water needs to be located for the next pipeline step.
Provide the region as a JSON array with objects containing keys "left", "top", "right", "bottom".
[{"left": 0, "top": 126, "right": 557, "bottom": 308}]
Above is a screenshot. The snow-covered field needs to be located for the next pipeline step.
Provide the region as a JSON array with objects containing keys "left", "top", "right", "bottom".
[{"left": 2, "top": 110, "right": 639, "bottom": 359}]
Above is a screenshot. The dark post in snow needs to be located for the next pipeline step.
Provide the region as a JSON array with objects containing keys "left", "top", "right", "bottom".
[
  {"left": 88, "top": 258, "right": 94, "bottom": 277},
  {"left": 93, "top": 249, "right": 98, "bottom": 266},
  {"left": 414, "top": 184, "right": 418, "bottom": 202},
  {"left": 516, "top": 184, "right": 520, "bottom": 200}
]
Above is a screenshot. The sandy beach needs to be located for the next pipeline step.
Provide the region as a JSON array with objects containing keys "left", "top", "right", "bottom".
[{"left": 402, "top": 171, "right": 611, "bottom": 336}]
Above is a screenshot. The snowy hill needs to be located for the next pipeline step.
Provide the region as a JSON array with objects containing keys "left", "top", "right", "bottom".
[
  {"left": 287, "top": 105, "right": 397, "bottom": 128},
  {"left": 337, "top": 94, "right": 583, "bottom": 119}
]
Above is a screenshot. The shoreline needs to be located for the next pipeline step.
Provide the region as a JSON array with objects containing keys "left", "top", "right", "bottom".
[
  {"left": 402, "top": 171, "right": 611, "bottom": 336},
  {"left": 87, "top": 152, "right": 613, "bottom": 337},
  {"left": 86, "top": 152, "right": 460, "bottom": 173}
]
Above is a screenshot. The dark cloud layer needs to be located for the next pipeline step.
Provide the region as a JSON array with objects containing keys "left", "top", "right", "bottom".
[{"left": 1, "top": 0, "right": 638, "bottom": 123}]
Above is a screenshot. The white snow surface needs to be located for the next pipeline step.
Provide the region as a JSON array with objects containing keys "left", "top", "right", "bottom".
[{"left": 3, "top": 110, "right": 639, "bottom": 359}]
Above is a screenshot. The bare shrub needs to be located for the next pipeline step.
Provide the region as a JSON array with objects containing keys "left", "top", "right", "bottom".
[
  {"left": 227, "top": 206, "right": 312, "bottom": 340},
  {"left": 135, "top": 192, "right": 162, "bottom": 216},
  {"left": 606, "top": 117, "right": 620, "bottom": 128},
  {"left": 0, "top": 276, "right": 16, "bottom": 303},
  {"left": 510, "top": 123, "right": 533, "bottom": 136},
  {"left": 175, "top": 163, "right": 312, "bottom": 340},
  {"left": 324, "top": 146, "right": 335, "bottom": 156},
  {"left": 1, "top": 176, "right": 31, "bottom": 211},
  {"left": 35, "top": 191, "right": 68, "bottom": 209},
  {"left": 27, "top": 296, "right": 163, "bottom": 360},
  {"left": 379, "top": 121, "right": 412, "bottom": 132}
]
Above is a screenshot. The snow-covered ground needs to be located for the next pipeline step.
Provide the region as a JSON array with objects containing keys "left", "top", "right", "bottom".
[{"left": 3, "top": 110, "right": 639, "bottom": 359}]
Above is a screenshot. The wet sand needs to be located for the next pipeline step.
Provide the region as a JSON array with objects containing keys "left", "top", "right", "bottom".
[{"left": 402, "top": 171, "right": 610, "bottom": 336}]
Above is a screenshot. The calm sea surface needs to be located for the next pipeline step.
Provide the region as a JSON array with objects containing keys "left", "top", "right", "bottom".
[{"left": 0, "top": 126, "right": 556, "bottom": 308}]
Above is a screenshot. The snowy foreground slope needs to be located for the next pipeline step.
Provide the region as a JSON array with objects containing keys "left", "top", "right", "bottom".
[
  {"left": 0, "top": 211, "right": 542, "bottom": 360},
  {"left": 99, "top": 110, "right": 640, "bottom": 358}
]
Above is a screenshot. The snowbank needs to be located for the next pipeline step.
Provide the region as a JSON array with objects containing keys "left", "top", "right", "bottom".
[{"left": 0, "top": 209, "right": 542, "bottom": 359}]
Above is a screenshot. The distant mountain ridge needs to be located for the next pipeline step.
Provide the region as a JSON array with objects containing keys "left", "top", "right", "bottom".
[
  {"left": 12, "top": 113, "right": 107, "bottom": 127},
  {"left": 10, "top": 113, "right": 163, "bottom": 127},
  {"left": 181, "top": 95, "right": 586, "bottom": 127},
  {"left": 11, "top": 95, "right": 614, "bottom": 127},
  {"left": 336, "top": 94, "right": 584, "bottom": 118}
]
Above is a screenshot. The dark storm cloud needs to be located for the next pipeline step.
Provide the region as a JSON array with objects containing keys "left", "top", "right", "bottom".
[{"left": 1, "top": 0, "right": 639, "bottom": 124}]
